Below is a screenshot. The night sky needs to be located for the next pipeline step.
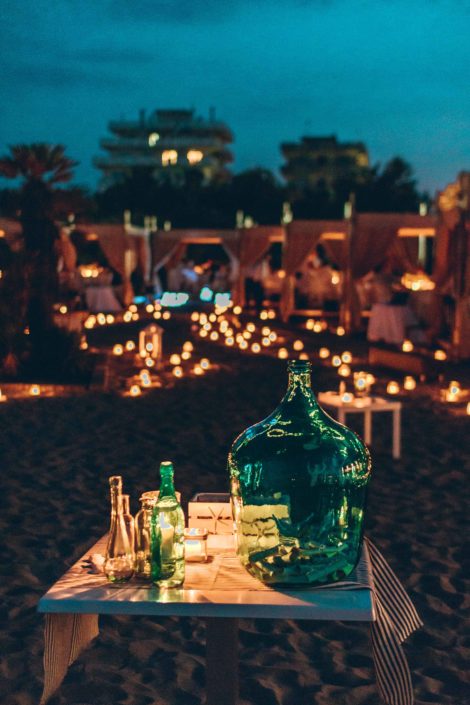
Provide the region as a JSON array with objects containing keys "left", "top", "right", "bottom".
[{"left": 1, "top": 0, "right": 469, "bottom": 194}]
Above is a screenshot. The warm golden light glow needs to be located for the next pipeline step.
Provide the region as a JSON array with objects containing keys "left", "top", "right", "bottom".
[
  {"left": 332, "top": 355, "right": 342, "bottom": 367},
  {"left": 404, "top": 376, "right": 417, "bottom": 391},
  {"left": 181, "top": 351, "right": 191, "bottom": 360},
  {"left": 306, "top": 319, "right": 314, "bottom": 330},
  {"left": 199, "top": 329, "right": 208, "bottom": 338},
  {"left": 59, "top": 305, "right": 68, "bottom": 314},
  {"left": 338, "top": 364, "right": 351, "bottom": 377},
  {"left": 319, "top": 347, "right": 330, "bottom": 359},
  {"left": 251, "top": 343, "right": 261, "bottom": 353},
  {"left": 173, "top": 366, "right": 183, "bottom": 378},
  {"left": 162, "top": 311, "right": 171, "bottom": 320},
  {"left": 170, "top": 354, "right": 181, "bottom": 365},
  {"left": 246, "top": 323, "right": 256, "bottom": 333},
  {"left": 402, "top": 340, "right": 414, "bottom": 353},
  {"left": 387, "top": 381, "right": 400, "bottom": 395},
  {"left": 262, "top": 337, "right": 270, "bottom": 346},
  {"left": 434, "top": 349, "right": 447, "bottom": 361},
  {"left": 191, "top": 312, "right": 200, "bottom": 322},
  {"left": 123, "top": 311, "right": 133, "bottom": 322},
  {"left": 225, "top": 336, "right": 234, "bottom": 346},
  {"left": 293, "top": 339, "right": 304, "bottom": 351},
  {"left": 200, "top": 358, "right": 210, "bottom": 369},
  {"left": 130, "top": 385, "right": 141, "bottom": 397},
  {"left": 278, "top": 347, "right": 288, "bottom": 359},
  {"left": 299, "top": 352, "right": 309, "bottom": 361},
  {"left": 183, "top": 341, "right": 194, "bottom": 352},
  {"left": 210, "top": 331, "right": 219, "bottom": 341},
  {"left": 336, "top": 326, "right": 345, "bottom": 336},
  {"left": 193, "top": 365, "right": 204, "bottom": 375},
  {"left": 341, "top": 392, "right": 353, "bottom": 404},
  {"left": 162, "top": 149, "right": 178, "bottom": 166},
  {"left": 239, "top": 340, "right": 248, "bottom": 350},
  {"left": 260, "top": 310, "right": 269, "bottom": 320},
  {"left": 233, "top": 306, "right": 242, "bottom": 316},
  {"left": 113, "top": 344, "right": 124, "bottom": 356},
  {"left": 313, "top": 321, "right": 323, "bottom": 333},
  {"left": 341, "top": 351, "right": 352, "bottom": 364},
  {"left": 30, "top": 385, "right": 41, "bottom": 396},
  {"left": 125, "top": 340, "right": 135, "bottom": 352},
  {"left": 187, "top": 149, "right": 203, "bottom": 164}
]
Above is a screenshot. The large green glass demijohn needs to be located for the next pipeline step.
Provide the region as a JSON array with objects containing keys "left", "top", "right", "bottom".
[{"left": 228, "top": 360, "right": 371, "bottom": 586}]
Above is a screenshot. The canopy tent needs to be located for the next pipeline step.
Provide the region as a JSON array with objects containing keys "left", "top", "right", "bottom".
[
  {"left": 280, "top": 213, "right": 438, "bottom": 326},
  {"left": 150, "top": 226, "right": 283, "bottom": 304},
  {"left": 279, "top": 220, "right": 347, "bottom": 321},
  {"left": 78, "top": 224, "right": 142, "bottom": 306},
  {"left": 435, "top": 172, "right": 470, "bottom": 358}
]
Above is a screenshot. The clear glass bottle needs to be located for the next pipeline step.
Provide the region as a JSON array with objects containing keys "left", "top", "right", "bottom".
[
  {"left": 122, "top": 494, "right": 135, "bottom": 550},
  {"left": 135, "top": 494, "right": 158, "bottom": 580},
  {"left": 104, "top": 476, "right": 134, "bottom": 582},
  {"left": 151, "top": 461, "right": 185, "bottom": 588},
  {"left": 228, "top": 360, "right": 371, "bottom": 586}
]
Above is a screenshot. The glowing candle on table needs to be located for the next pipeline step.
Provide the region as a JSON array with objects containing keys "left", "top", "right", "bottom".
[
  {"left": 160, "top": 516, "right": 174, "bottom": 562},
  {"left": 434, "top": 349, "right": 447, "bottom": 361},
  {"left": 184, "top": 528, "right": 208, "bottom": 562},
  {"left": 446, "top": 381, "right": 461, "bottom": 402},
  {"left": 387, "top": 381, "right": 400, "bottom": 395},
  {"left": 402, "top": 340, "right": 414, "bottom": 353},
  {"left": 404, "top": 376, "right": 416, "bottom": 391}
]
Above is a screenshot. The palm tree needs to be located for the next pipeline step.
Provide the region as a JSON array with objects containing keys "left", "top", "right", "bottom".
[{"left": 0, "top": 144, "right": 78, "bottom": 368}]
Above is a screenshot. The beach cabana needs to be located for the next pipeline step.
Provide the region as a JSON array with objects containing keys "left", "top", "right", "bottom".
[
  {"left": 150, "top": 226, "right": 284, "bottom": 304},
  {"left": 78, "top": 224, "right": 145, "bottom": 306},
  {"left": 280, "top": 214, "right": 437, "bottom": 328}
]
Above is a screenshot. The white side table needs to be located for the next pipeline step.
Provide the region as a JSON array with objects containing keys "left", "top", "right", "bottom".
[{"left": 318, "top": 392, "right": 402, "bottom": 459}]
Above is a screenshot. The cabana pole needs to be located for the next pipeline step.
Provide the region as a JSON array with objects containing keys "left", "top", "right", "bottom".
[{"left": 340, "top": 194, "right": 355, "bottom": 334}]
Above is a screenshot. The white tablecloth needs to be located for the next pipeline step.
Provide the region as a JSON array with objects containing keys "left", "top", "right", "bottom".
[
  {"left": 85, "top": 286, "right": 122, "bottom": 313},
  {"left": 367, "top": 304, "right": 420, "bottom": 345}
]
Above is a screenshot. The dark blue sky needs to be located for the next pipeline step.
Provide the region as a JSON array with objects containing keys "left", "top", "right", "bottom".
[{"left": 1, "top": 0, "right": 469, "bottom": 194}]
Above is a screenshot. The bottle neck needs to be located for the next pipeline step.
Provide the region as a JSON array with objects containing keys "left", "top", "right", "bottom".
[
  {"left": 159, "top": 462, "right": 177, "bottom": 500},
  {"left": 109, "top": 476, "right": 123, "bottom": 517},
  {"left": 283, "top": 362, "right": 319, "bottom": 411}
]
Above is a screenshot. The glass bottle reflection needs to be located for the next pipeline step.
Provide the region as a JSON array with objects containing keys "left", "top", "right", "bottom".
[
  {"left": 228, "top": 361, "right": 371, "bottom": 586},
  {"left": 104, "top": 476, "right": 134, "bottom": 583},
  {"left": 135, "top": 494, "right": 157, "bottom": 580}
]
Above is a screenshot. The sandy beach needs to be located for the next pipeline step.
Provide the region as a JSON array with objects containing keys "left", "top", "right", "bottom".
[{"left": 1, "top": 315, "right": 469, "bottom": 705}]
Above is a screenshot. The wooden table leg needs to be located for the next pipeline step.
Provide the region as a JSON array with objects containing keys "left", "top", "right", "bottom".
[
  {"left": 392, "top": 407, "right": 401, "bottom": 459},
  {"left": 205, "top": 617, "right": 239, "bottom": 705},
  {"left": 363, "top": 409, "right": 372, "bottom": 446}
]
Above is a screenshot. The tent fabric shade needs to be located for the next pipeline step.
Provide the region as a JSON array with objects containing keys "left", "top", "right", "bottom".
[
  {"left": 280, "top": 214, "right": 438, "bottom": 323},
  {"left": 280, "top": 220, "right": 346, "bottom": 320}
]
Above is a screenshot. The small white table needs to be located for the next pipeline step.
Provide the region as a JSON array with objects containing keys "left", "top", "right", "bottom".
[
  {"left": 319, "top": 392, "right": 402, "bottom": 459},
  {"left": 38, "top": 535, "right": 374, "bottom": 705}
]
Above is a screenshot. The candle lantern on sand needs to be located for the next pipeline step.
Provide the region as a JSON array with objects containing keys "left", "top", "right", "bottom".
[{"left": 139, "top": 324, "right": 163, "bottom": 367}]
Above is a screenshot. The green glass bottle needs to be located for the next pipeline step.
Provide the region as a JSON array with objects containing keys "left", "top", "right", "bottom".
[
  {"left": 228, "top": 360, "right": 371, "bottom": 586},
  {"left": 151, "top": 461, "right": 185, "bottom": 588}
]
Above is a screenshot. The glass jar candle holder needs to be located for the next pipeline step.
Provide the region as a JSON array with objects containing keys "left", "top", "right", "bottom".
[{"left": 184, "top": 528, "right": 208, "bottom": 562}]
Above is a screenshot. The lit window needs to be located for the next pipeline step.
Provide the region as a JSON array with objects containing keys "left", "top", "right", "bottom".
[
  {"left": 187, "top": 149, "right": 203, "bottom": 165},
  {"left": 148, "top": 132, "right": 160, "bottom": 146},
  {"left": 162, "top": 149, "right": 178, "bottom": 166}
]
